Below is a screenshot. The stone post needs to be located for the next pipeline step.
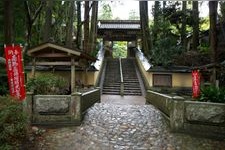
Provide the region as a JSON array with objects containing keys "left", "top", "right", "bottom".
[
  {"left": 95, "top": 87, "right": 101, "bottom": 103},
  {"left": 23, "top": 92, "right": 33, "bottom": 123},
  {"left": 31, "top": 58, "right": 36, "bottom": 78},
  {"left": 71, "top": 92, "right": 82, "bottom": 122},
  {"left": 170, "top": 96, "right": 185, "bottom": 132},
  {"left": 127, "top": 41, "right": 130, "bottom": 58},
  {"left": 71, "top": 58, "right": 76, "bottom": 93}
]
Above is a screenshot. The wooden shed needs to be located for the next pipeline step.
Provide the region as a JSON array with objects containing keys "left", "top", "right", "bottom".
[{"left": 27, "top": 42, "right": 96, "bottom": 92}]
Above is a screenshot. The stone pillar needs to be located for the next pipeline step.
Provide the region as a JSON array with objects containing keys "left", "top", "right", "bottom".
[
  {"left": 127, "top": 41, "right": 137, "bottom": 57},
  {"left": 109, "top": 41, "right": 113, "bottom": 57},
  {"left": 170, "top": 96, "right": 185, "bottom": 132},
  {"left": 23, "top": 92, "right": 33, "bottom": 123},
  {"left": 31, "top": 58, "right": 36, "bottom": 78},
  {"left": 127, "top": 41, "right": 130, "bottom": 58},
  {"left": 71, "top": 92, "right": 82, "bottom": 122},
  {"left": 71, "top": 58, "right": 75, "bottom": 93},
  {"left": 95, "top": 87, "right": 101, "bottom": 103}
]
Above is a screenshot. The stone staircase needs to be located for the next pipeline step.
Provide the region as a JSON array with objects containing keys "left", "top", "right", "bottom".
[
  {"left": 102, "top": 58, "right": 142, "bottom": 96},
  {"left": 121, "top": 58, "right": 142, "bottom": 96},
  {"left": 102, "top": 58, "right": 121, "bottom": 95}
]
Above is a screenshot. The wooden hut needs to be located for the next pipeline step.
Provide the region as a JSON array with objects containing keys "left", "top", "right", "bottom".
[{"left": 27, "top": 42, "right": 96, "bottom": 92}]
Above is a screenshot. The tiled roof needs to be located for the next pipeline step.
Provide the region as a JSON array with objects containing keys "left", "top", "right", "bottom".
[
  {"left": 98, "top": 20, "right": 140, "bottom": 30},
  {"left": 99, "top": 23, "right": 140, "bottom": 30},
  {"left": 147, "top": 66, "right": 191, "bottom": 73}
]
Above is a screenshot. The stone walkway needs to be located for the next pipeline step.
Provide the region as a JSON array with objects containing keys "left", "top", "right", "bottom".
[
  {"left": 101, "top": 95, "right": 146, "bottom": 105},
  {"left": 36, "top": 98, "right": 225, "bottom": 150}
]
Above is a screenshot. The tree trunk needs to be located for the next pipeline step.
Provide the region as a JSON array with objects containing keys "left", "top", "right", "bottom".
[
  {"left": 209, "top": 1, "right": 218, "bottom": 85},
  {"left": 83, "top": 1, "right": 90, "bottom": 53},
  {"left": 4, "top": 0, "right": 14, "bottom": 44},
  {"left": 65, "top": 1, "right": 75, "bottom": 48},
  {"left": 43, "top": 0, "right": 53, "bottom": 42},
  {"left": 24, "top": 1, "right": 43, "bottom": 48},
  {"left": 192, "top": 1, "right": 199, "bottom": 51},
  {"left": 139, "top": 1, "right": 152, "bottom": 57},
  {"left": 181, "top": 1, "right": 187, "bottom": 49},
  {"left": 153, "top": 1, "right": 160, "bottom": 45},
  {"left": 163, "top": 1, "right": 166, "bottom": 21},
  {"left": 76, "top": 1, "right": 82, "bottom": 49},
  {"left": 89, "top": 1, "right": 98, "bottom": 55}
]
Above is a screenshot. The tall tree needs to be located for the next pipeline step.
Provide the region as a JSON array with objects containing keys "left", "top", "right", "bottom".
[
  {"left": 89, "top": 1, "right": 98, "bottom": 55},
  {"left": 76, "top": 1, "right": 82, "bottom": 49},
  {"left": 98, "top": 2, "right": 112, "bottom": 20},
  {"left": 162, "top": 1, "right": 167, "bottom": 21},
  {"left": 192, "top": 1, "right": 199, "bottom": 51},
  {"left": 50, "top": 1, "right": 67, "bottom": 44},
  {"left": 4, "top": 0, "right": 14, "bottom": 44},
  {"left": 65, "top": 1, "right": 75, "bottom": 48},
  {"left": 153, "top": 1, "right": 160, "bottom": 45},
  {"left": 43, "top": 0, "right": 53, "bottom": 42},
  {"left": 220, "top": 1, "right": 225, "bottom": 20},
  {"left": 83, "top": 1, "right": 90, "bottom": 53},
  {"left": 181, "top": 1, "right": 187, "bottom": 49},
  {"left": 139, "top": 1, "right": 152, "bottom": 57},
  {"left": 24, "top": 1, "right": 44, "bottom": 48},
  {"left": 209, "top": 1, "right": 218, "bottom": 85}
]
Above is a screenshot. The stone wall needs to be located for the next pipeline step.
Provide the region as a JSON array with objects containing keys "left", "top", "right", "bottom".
[
  {"left": 135, "top": 52, "right": 192, "bottom": 89},
  {"left": 146, "top": 90, "right": 225, "bottom": 139},
  {"left": 146, "top": 91, "right": 173, "bottom": 117},
  {"left": 24, "top": 88, "right": 100, "bottom": 126}
]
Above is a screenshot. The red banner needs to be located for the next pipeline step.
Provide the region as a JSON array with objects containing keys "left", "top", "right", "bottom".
[
  {"left": 4, "top": 45, "right": 26, "bottom": 101},
  {"left": 192, "top": 70, "right": 200, "bottom": 98}
]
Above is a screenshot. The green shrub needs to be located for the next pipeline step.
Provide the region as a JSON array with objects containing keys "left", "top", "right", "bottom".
[
  {"left": 0, "top": 96, "right": 28, "bottom": 149},
  {"left": 0, "top": 67, "right": 9, "bottom": 96},
  {"left": 151, "top": 36, "right": 184, "bottom": 66},
  {"left": 113, "top": 41, "right": 127, "bottom": 58},
  {"left": 198, "top": 86, "right": 225, "bottom": 103},
  {"left": 26, "top": 73, "right": 69, "bottom": 95},
  {"left": 0, "top": 78, "right": 9, "bottom": 95}
]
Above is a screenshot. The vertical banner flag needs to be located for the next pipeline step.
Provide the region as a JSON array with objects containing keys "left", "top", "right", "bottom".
[
  {"left": 4, "top": 45, "right": 26, "bottom": 101},
  {"left": 192, "top": 70, "right": 200, "bottom": 98}
]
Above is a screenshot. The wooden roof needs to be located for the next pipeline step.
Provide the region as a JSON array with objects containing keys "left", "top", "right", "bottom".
[
  {"left": 147, "top": 66, "right": 191, "bottom": 73},
  {"left": 27, "top": 42, "right": 96, "bottom": 62},
  {"left": 98, "top": 20, "right": 140, "bottom": 30},
  {"left": 97, "top": 20, "right": 141, "bottom": 41}
]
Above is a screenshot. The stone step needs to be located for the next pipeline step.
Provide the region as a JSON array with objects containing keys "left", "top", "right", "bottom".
[
  {"left": 124, "top": 87, "right": 141, "bottom": 90},
  {"left": 103, "top": 89, "right": 120, "bottom": 92},
  {"left": 102, "top": 91, "right": 120, "bottom": 95},
  {"left": 123, "top": 80, "right": 139, "bottom": 82},
  {"left": 103, "top": 87, "right": 120, "bottom": 91},
  {"left": 124, "top": 92, "right": 142, "bottom": 96},
  {"left": 103, "top": 83, "right": 121, "bottom": 86},
  {"left": 103, "top": 58, "right": 142, "bottom": 96}
]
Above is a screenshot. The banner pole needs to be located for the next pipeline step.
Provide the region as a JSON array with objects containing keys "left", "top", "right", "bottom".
[{"left": 20, "top": 45, "right": 26, "bottom": 100}]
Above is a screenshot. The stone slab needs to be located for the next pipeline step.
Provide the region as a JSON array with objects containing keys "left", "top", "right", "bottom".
[
  {"left": 34, "top": 95, "right": 71, "bottom": 114},
  {"left": 185, "top": 101, "right": 225, "bottom": 124}
]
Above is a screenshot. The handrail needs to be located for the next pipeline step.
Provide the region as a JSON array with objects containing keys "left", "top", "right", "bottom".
[{"left": 119, "top": 58, "right": 124, "bottom": 96}]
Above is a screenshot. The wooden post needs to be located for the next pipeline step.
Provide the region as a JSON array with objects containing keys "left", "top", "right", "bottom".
[
  {"left": 31, "top": 57, "right": 36, "bottom": 78},
  {"left": 71, "top": 58, "right": 75, "bottom": 93}
]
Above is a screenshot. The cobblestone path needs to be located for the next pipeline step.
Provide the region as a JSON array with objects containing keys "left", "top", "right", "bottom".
[{"left": 38, "top": 103, "right": 225, "bottom": 150}]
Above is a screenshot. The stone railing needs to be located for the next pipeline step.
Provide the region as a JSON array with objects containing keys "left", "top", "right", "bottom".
[
  {"left": 79, "top": 88, "right": 100, "bottom": 114},
  {"left": 119, "top": 58, "right": 124, "bottom": 96},
  {"left": 146, "top": 90, "right": 225, "bottom": 139},
  {"left": 135, "top": 48, "right": 152, "bottom": 89},
  {"left": 24, "top": 88, "right": 100, "bottom": 126}
]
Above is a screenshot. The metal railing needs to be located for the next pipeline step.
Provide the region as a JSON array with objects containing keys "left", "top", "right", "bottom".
[{"left": 119, "top": 58, "right": 124, "bottom": 96}]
